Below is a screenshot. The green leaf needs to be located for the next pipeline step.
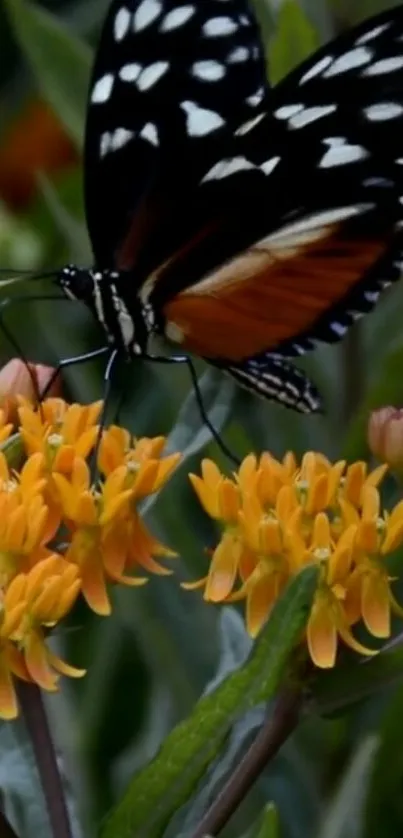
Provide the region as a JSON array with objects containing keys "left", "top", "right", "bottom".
[
  {"left": 364, "top": 682, "right": 403, "bottom": 838},
  {"left": 1, "top": 433, "right": 26, "bottom": 470},
  {"left": 269, "top": 1, "right": 320, "bottom": 85},
  {"left": 311, "top": 645, "right": 403, "bottom": 717},
  {"left": 317, "top": 736, "right": 378, "bottom": 838},
  {"left": 254, "top": 803, "right": 281, "bottom": 838},
  {"left": 100, "top": 566, "right": 318, "bottom": 838},
  {"left": 4, "top": 0, "right": 92, "bottom": 148}
]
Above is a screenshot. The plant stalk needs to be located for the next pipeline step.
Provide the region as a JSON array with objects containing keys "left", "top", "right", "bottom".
[
  {"left": 192, "top": 686, "right": 302, "bottom": 838},
  {"left": 17, "top": 681, "right": 73, "bottom": 838}
]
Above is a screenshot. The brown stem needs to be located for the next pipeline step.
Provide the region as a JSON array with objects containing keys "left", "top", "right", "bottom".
[
  {"left": 191, "top": 687, "right": 302, "bottom": 838},
  {"left": 0, "top": 808, "right": 20, "bottom": 838},
  {"left": 16, "top": 682, "right": 73, "bottom": 838}
]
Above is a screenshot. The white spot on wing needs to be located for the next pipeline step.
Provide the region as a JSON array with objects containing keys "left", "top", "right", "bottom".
[
  {"left": 91, "top": 73, "right": 114, "bottom": 103},
  {"left": 365, "top": 102, "right": 403, "bottom": 121},
  {"left": 324, "top": 46, "right": 372, "bottom": 77},
  {"left": 137, "top": 61, "right": 169, "bottom": 90},
  {"left": 181, "top": 100, "right": 224, "bottom": 136},
  {"left": 140, "top": 122, "right": 159, "bottom": 146},
  {"left": 261, "top": 156, "right": 280, "bottom": 176},
  {"left": 299, "top": 54, "right": 333, "bottom": 84},
  {"left": 275, "top": 104, "right": 304, "bottom": 120},
  {"left": 160, "top": 5, "right": 195, "bottom": 31},
  {"left": 235, "top": 112, "right": 265, "bottom": 136},
  {"left": 114, "top": 7, "right": 131, "bottom": 41},
  {"left": 362, "top": 56, "right": 403, "bottom": 76},
  {"left": 119, "top": 63, "right": 142, "bottom": 82},
  {"left": 100, "top": 132, "right": 112, "bottom": 158},
  {"left": 133, "top": 0, "right": 162, "bottom": 32},
  {"left": 319, "top": 141, "right": 368, "bottom": 168},
  {"left": 227, "top": 46, "right": 249, "bottom": 63},
  {"left": 192, "top": 60, "right": 225, "bottom": 81},
  {"left": 288, "top": 104, "right": 337, "bottom": 129},
  {"left": 203, "top": 17, "right": 238, "bottom": 36},
  {"left": 246, "top": 87, "right": 264, "bottom": 107},
  {"left": 356, "top": 22, "right": 390, "bottom": 44},
  {"left": 202, "top": 156, "right": 256, "bottom": 182},
  {"left": 110, "top": 127, "right": 135, "bottom": 151}
]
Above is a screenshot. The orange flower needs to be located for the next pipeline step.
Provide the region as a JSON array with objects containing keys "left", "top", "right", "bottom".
[
  {"left": 0, "top": 556, "right": 82, "bottom": 719},
  {"left": 0, "top": 487, "right": 53, "bottom": 584},
  {"left": 4, "top": 556, "right": 83, "bottom": 691},
  {"left": 189, "top": 459, "right": 251, "bottom": 602},
  {"left": 99, "top": 426, "right": 180, "bottom": 498},
  {"left": 53, "top": 457, "right": 155, "bottom": 615},
  {"left": 18, "top": 398, "right": 103, "bottom": 535},
  {"left": 188, "top": 451, "right": 403, "bottom": 670},
  {"left": 18, "top": 397, "right": 102, "bottom": 470}
]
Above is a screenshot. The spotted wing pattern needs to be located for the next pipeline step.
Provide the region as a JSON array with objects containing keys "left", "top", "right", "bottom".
[
  {"left": 84, "top": 0, "right": 268, "bottom": 267},
  {"left": 151, "top": 6, "right": 403, "bottom": 369}
]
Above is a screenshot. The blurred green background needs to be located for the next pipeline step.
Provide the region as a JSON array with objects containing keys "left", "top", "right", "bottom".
[{"left": 2, "top": 1, "right": 403, "bottom": 837}]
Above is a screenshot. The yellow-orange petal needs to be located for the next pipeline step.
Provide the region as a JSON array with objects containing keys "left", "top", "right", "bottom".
[
  {"left": 344, "top": 462, "right": 366, "bottom": 507},
  {"left": 189, "top": 473, "right": 219, "bottom": 519},
  {"left": 46, "top": 649, "right": 86, "bottom": 679},
  {"left": 52, "top": 445, "right": 76, "bottom": 474},
  {"left": 24, "top": 632, "right": 59, "bottom": 691},
  {"left": 305, "top": 474, "right": 328, "bottom": 516},
  {"left": 361, "top": 573, "right": 391, "bottom": 638},
  {"left": 204, "top": 531, "right": 240, "bottom": 602},
  {"left": 382, "top": 519, "right": 403, "bottom": 554},
  {"left": 153, "top": 453, "right": 181, "bottom": 492},
  {"left": 260, "top": 518, "right": 282, "bottom": 556},
  {"left": 181, "top": 576, "right": 208, "bottom": 590},
  {"left": 307, "top": 596, "right": 337, "bottom": 669},
  {"left": 0, "top": 657, "right": 18, "bottom": 720},
  {"left": 356, "top": 519, "right": 378, "bottom": 554},
  {"left": 312, "top": 512, "right": 331, "bottom": 552},
  {"left": 246, "top": 573, "right": 280, "bottom": 638},
  {"left": 81, "top": 556, "right": 111, "bottom": 616},
  {"left": 1, "top": 602, "right": 26, "bottom": 638}
]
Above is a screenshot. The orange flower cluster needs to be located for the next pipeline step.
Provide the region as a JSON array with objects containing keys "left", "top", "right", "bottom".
[
  {"left": 0, "top": 372, "right": 180, "bottom": 719},
  {"left": 188, "top": 453, "right": 403, "bottom": 669}
]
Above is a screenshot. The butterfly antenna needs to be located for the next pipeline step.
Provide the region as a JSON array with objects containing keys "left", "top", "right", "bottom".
[
  {"left": 184, "top": 357, "right": 241, "bottom": 467},
  {"left": 0, "top": 298, "right": 43, "bottom": 419}
]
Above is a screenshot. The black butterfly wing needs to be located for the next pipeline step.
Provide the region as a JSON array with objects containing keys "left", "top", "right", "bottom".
[
  {"left": 157, "top": 5, "right": 403, "bottom": 368},
  {"left": 84, "top": 0, "right": 269, "bottom": 268}
]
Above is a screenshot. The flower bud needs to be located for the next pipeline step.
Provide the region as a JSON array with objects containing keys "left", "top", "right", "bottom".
[
  {"left": 368, "top": 407, "right": 403, "bottom": 471},
  {"left": 0, "top": 359, "right": 60, "bottom": 422}
]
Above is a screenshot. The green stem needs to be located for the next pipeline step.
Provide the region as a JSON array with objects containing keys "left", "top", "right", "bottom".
[
  {"left": 17, "top": 682, "right": 73, "bottom": 838},
  {"left": 191, "top": 686, "right": 302, "bottom": 838}
]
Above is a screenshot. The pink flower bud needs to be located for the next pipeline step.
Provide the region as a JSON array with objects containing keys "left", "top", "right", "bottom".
[
  {"left": 368, "top": 407, "right": 403, "bottom": 471},
  {"left": 0, "top": 359, "right": 60, "bottom": 423}
]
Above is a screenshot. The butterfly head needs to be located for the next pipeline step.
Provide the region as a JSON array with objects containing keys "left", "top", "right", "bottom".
[{"left": 56, "top": 264, "right": 152, "bottom": 357}]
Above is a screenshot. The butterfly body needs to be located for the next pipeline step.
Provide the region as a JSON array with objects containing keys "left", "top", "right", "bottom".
[{"left": 56, "top": 1, "right": 403, "bottom": 412}]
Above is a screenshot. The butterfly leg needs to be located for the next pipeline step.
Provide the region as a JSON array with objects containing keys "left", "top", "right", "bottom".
[
  {"left": 144, "top": 352, "right": 240, "bottom": 466},
  {"left": 40, "top": 346, "right": 111, "bottom": 399}
]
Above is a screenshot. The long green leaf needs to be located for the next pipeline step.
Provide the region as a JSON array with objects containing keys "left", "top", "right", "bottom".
[
  {"left": 100, "top": 566, "right": 318, "bottom": 838},
  {"left": 269, "top": 0, "right": 320, "bottom": 84},
  {"left": 4, "top": 0, "right": 91, "bottom": 148}
]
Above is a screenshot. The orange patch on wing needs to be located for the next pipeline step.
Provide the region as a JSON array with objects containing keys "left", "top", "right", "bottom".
[{"left": 163, "top": 229, "right": 388, "bottom": 361}]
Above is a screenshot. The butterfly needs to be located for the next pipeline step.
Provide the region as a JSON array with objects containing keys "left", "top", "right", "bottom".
[{"left": 55, "top": 0, "right": 403, "bottom": 416}]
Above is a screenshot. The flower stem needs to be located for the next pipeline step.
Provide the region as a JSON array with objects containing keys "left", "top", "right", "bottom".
[
  {"left": 0, "top": 809, "right": 20, "bottom": 838},
  {"left": 192, "top": 686, "right": 302, "bottom": 838},
  {"left": 17, "top": 681, "right": 73, "bottom": 838}
]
